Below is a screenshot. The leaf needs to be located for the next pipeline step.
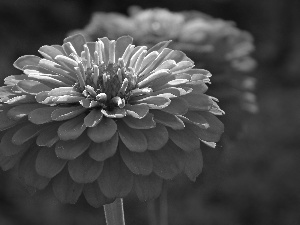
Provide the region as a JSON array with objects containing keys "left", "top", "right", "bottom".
[
  {"left": 134, "top": 174, "right": 163, "bottom": 201},
  {"left": 117, "top": 120, "right": 147, "bottom": 152},
  {"left": 83, "top": 182, "right": 115, "bottom": 208},
  {"left": 151, "top": 110, "right": 185, "bottom": 130},
  {"left": 17, "top": 80, "right": 51, "bottom": 95},
  {"left": 52, "top": 167, "right": 84, "bottom": 204},
  {"left": 167, "top": 127, "right": 200, "bottom": 152},
  {"left": 68, "top": 152, "right": 104, "bottom": 183},
  {"left": 84, "top": 109, "right": 103, "bottom": 127},
  {"left": 120, "top": 142, "right": 153, "bottom": 175},
  {"left": 57, "top": 114, "right": 86, "bottom": 140},
  {"left": 87, "top": 117, "right": 117, "bottom": 143},
  {"left": 88, "top": 132, "right": 119, "bottom": 161},
  {"left": 18, "top": 147, "right": 50, "bottom": 190},
  {"left": 51, "top": 106, "right": 86, "bottom": 121},
  {"left": 13, "top": 55, "right": 41, "bottom": 70},
  {"left": 150, "top": 140, "right": 185, "bottom": 180},
  {"left": 141, "top": 123, "right": 168, "bottom": 150},
  {"left": 184, "top": 149, "right": 203, "bottom": 181},
  {"left": 98, "top": 153, "right": 133, "bottom": 198},
  {"left": 122, "top": 113, "right": 156, "bottom": 129},
  {"left": 55, "top": 134, "right": 91, "bottom": 160},
  {"left": 35, "top": 146, "right": 67, "bottom": 178}
]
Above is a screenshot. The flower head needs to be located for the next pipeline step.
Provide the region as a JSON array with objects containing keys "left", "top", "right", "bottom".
[{"left": 0, "top": 34, "right": 224, "bottom": 207}]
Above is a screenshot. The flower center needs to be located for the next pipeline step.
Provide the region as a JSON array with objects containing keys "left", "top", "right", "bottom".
[{"left": 71, "top": 41, "right": 138, "bottom": 111}]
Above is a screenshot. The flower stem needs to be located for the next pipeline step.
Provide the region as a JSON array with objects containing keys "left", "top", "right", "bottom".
[
  {"left": 159, "top": 183, "right": 168, "bottom": 225},
  {"left": 104, "top": 198, "right": 125, "bottom": 225}
]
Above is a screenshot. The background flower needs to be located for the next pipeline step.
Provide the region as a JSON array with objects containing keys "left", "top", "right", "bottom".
[
  {"left": 71, "top": 7, "right": 257, "bottom": 140},
  {"left": 0, "top": 34, "right": 223, "bottom": 207}
]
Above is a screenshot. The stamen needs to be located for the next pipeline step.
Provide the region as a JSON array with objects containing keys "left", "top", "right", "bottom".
[
  {"left": 117, "top": 68, "right": 122, "bottom": 83},
  {"left": 85, "top": 85, "right": 97, "bottom": 97},
  {"left": 119, "top": 78, "right": 128, "bottom": 95},
  {"left": 108, "top": 40, "right": 116, "bottom": 64},
  {"left": 118, "top": 58, "right": 125, "bottom": 68},
  {"left": 103, "top": 73, "right": 107, "bottom": 86},
  {"left": 74, "top": 67, "right": 86, "bottom": 89},
  {"left": 93, "top": 65, "right": 99, "bottom": 86},
  {"left": 78, "top": 62, "right": 86, "bottom": 80},
  {"left": 84, "top": 44, "right": 91, "bottom": 68},
  {"left": 94, "top": 51, "right": 99, "bottom": 66},
  {"left": 96, "top": 93, "right": 107, "bottom": 102},
  {"left": 97, "top": 39, "right": 105, "bottom": 63},
  {"left": 111, "top": 96, "right": 124, "bottom": 108}
]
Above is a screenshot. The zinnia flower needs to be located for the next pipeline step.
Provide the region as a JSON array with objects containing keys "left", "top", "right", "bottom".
[{"left": 0, "top": 34, "right": 224, "bottom": 207}]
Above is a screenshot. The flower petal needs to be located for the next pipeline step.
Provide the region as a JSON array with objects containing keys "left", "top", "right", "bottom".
[
  {"left": 58, "top": 115, "right": 86, "bottom": 140},
  {"left": 101, "top": 108, "right": 126, "bottom": 118},
  {"left": 52, "top": 167, "right": 84, "bottom": 204},
  {"left": 13, "top": 55, "right": 41, "bottom": 70},
  {"left": 124, "top": 104, "right": 149, "bottom": 119},
  {"left": 88, "top": 132, "right": 118, "bottom": 161},
  {"left": 0, "top": 125, "right": 33, "bottom": 156},
  {"left": 169, "top": 61, "right": 194, "bottom": 74},
  {"left": 147, "top": 40, "right": 171, "bottom": 55},
  {"left": 55, "top": 134, "right": 91, "bottom": 160},
  {"left": 63, "top": 34, "right": 86, "bottom": 55},
  {"left": 151, "top": 140, "right": 185, "bottom": 180},
  {"left": 167, "top": 127, "right": 200, "bottom": 152},
  {"left": 184, "top": 149, "right": 203, "bottom": 182},
  {"left": 122, "top": 113, "right": 156, "bottom": 129},
  {"left": 48, "top": 87, "right": 81, "bottom": 97},
  {"left": 120, "top": 142, "right": 153, "bottom": 175},
  {"left": 87, "top": 117, "right": 117, "bottom": 143},
  {"left": 0, "top": 147, "right": 27, "bottom": 171},
  {"left": 160, "top": 97, "right": 189, "bottom": 115},
  {"left": 17, "top": 80, "right": 51, "bottom": 95},
  {"left": 137, "top": 69, "right": 173, "bottom": 88},
  {"left": 83, "top": 182, "right": 115, "bottom": 208},
  {"left": 180, "top": 111, "right": 209, "bottom": 129},
  {"left": 98, "top": 153, "right": 133, "bottom": 198},
  {"left": 84, "top": 109, "right": 103, "bottom": 127},
  {"left": 51, "top": 106, "right": 87, "bottom": 121},
  {"left": 36, "top": 123, "right": 60, "bottom": 147},
  {"left": 7, "top": 104, "right": 46, "bottom": 120},
  {"left": 151, "top": 110, "right": 185, "bottom": 130},
  {"left": 180, "top": 93, "right": 213, "bottom": 111},
  {"left": 115, "top": 36, "right": 133, "bottom": 61},
  {"left": 134, "top": 173, "right": 163, "bottom": 201},
  {"left": 132, "top": 96, "right": 170, "bottom": 109},
  {"left": 141, "top": 123, "right": 168, "bottom": 150},
  {"left": 5, "top": 95, "right": 36, "bottom": 105},
  {"left": 68, "top": 152, "right": 104, "bottom": 183},
  {"left": 12, "top": 123, "right": 46, "bottom": 145},
  {"left": 117, "top": 120, "right": 147, "bottom": 152},
  {"left": 35, "top": 146, "right": 67, "bottom": 178},
  {"left": 196, "top": 111, "right": 224, "bottom": 142},
  {"left": 28, "top": 106, "right": 58, "bottom": 124},
  {"left": 18, "top": 147, "right": 50, "bottom": 190},
  {"left": 0, "top": 109, "right": 19, "bottom": 131}
]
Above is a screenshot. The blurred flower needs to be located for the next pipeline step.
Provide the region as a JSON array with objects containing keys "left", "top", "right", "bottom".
[{"left": 0, "top": 34, "right": 224, "bottom": 207}]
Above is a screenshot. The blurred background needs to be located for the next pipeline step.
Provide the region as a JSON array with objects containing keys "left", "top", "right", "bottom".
[{"left": 0, "top": 0, "right": 300, "bottom": 224}]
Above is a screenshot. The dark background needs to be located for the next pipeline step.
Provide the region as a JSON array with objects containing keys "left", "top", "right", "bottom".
[{"left": 0, "top": 0, "right": 300, "bottom": 225}]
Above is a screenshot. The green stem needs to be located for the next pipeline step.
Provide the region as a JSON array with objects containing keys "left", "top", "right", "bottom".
[{"left": 104, "top": 198, "right": 125, "bottom": 225}]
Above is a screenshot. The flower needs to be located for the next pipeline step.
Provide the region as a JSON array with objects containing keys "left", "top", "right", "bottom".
[{"left": 0, "top": 34, "right": 224, "bottom": 207}]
